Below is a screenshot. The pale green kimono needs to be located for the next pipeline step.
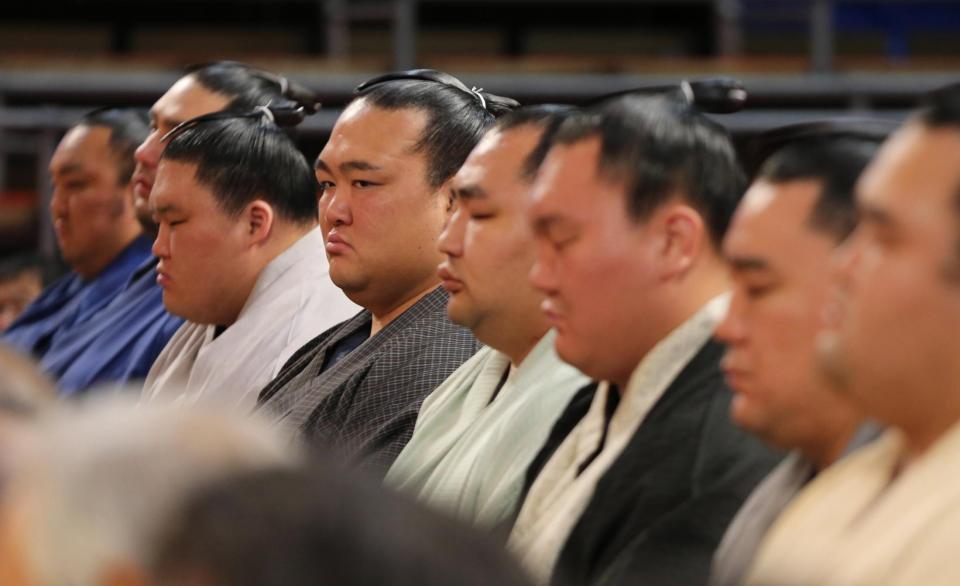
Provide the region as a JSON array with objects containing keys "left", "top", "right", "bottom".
[{"left": 385, "top": 330, "right": 589, "bottom": 528}]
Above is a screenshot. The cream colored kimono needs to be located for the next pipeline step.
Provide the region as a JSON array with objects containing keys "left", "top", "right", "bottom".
[
  {"left": 747, "top": 420, "right": 960, "bottom": 586},
  {"left": 385, "top": 330, "right": 589, "bottom": 528},
  {"left": 142, "top": 228, "right": 359, "bottom": 412}
]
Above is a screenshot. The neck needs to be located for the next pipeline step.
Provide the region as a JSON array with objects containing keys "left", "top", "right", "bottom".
[
  {"left": 75, "top": 230, "right": 141, "bottom": 280},
  {"left": 479, "top": 312, "right": 549, "bottom": 367},
  {"left": 261, "top": 222, "right": 313, "bottom": 264},
  {"left": 804, "top": 422, "right": 858, "bottom": 471},
  {"left": 893, "top": 384, "right": 960, "bottom": 466},
  {"left": 502, "top": 328, "right": 548, "bottom": 367},
  {"left": 370, "top": 283, "right": 439, "bottom": 336},
  {"left": 610, "top": 269, "right": 729, "bottom": 393}
]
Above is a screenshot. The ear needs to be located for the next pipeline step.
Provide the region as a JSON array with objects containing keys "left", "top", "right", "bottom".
[
  {"left": 245, "top": 200, "right": 275, "bottom": 246},
  {"left": 658, "top": 203, "right": 705, "bottom": 280}
]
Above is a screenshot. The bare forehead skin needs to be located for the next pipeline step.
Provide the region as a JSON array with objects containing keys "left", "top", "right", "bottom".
[
  {"left": 49, "top": 125, "right": 114, "bottom": 176},
  {"left": 724, "top": 179, "right": 825, "bottom": 264},
  {"left": 452, "top": 126, "right": 543, "bottom": 202},
  {"left": 151, "top": 75, "right": 231, "bottom": 129},
  {"left": 318, "top": 98, "right": 429, "bottom": 171}
]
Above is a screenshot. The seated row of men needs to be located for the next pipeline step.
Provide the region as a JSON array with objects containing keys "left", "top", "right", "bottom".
[{"left": 2, "top": 61, "right": 959, "bottom": 585}]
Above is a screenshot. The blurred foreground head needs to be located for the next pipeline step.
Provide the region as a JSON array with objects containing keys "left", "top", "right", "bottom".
[
  {"left": 0, "top": 346, "right": 55, "bottom": 490},
  {"left": 0, "top": 396, "right": 300, "bottom": 586},
  {"left": 816, "top": 83, "right": 960, "bottom": 455},
  {"left": 152, "top": 463, "right": 532, "bottom": 586}
]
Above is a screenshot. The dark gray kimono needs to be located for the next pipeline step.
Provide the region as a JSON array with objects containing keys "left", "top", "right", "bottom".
[{"left": 257, "top": 286, "right": 481, "bottom": 475}]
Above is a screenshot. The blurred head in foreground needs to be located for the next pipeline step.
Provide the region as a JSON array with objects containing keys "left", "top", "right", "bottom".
[
  {"left": 151, "top": 463, "right": 532, "bottom": 586},
  {"left": 0, "top": 396, "right": 299, "bottom": 586}
]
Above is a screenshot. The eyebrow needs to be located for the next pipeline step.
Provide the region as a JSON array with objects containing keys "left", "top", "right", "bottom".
[
  {"left": 314, "top": 159, "right": 383, "bottom": 174},
  {"left": 149, "top": 108, "right": 183, "bottom": 130},
  {"left": 858, "top": 202, "right": 896, "bottom": 228},
  {"left": 532, "top": 213, "right": 565, "bottom": 234},
  {"left": 51, "top": 163, "right": 85, "bottom": 176},
  {"left": 726, "top": 255, "right": 771, "bottom": 273},
  {"left": 452, "top": 184, "right": 487, "bottom": 201},
  {"left": 152, "top": 204, "right": 181, "bottom": 216}
]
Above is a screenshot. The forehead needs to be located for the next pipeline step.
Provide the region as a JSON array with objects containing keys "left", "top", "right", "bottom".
[
  {"left": 49, "top": 125, "right": 114, "bottom": 173},
  {"left": 151, "top": 160, "right": 216, "bottom": 210},
  {"left": 858, "top": 122, "right": 960, "bottom": 219},
  {"left": 152, "top": 75, "right": 232, "bottom": 126},
  {"left": 453, "top": 126, "right": 542, "bottom": 201},
  {"left": 531, "top": 136, "right": 616, "bottom": 215},
  {"left": 318, "top": 99, "right": 429, "bottom": 169},
  {"left": 725, "top": 179, "right": 826, "bottom": 256}
]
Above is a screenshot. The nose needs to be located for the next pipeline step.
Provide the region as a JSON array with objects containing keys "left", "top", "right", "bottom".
[
  {"left": 49, "top": 184, "right": 66, "bottom": 219},
  {"left": 135, "top": 129, "right": 163, "bottom": 170},
  {"left": 322, "top": 187, "right": 352, "bottom": 229},
  {"left": 438, "top": 203, "right": 466, "bottom": 257},
  {"left": 715, "top": 291, "right": 745, "bottom": 345},
  {"left": 528, "top": 238, "right": 559, "bottom": 295},
  {"left": 831, "top": 229, "right": 861, "bottom": 291},
  {"left": 152, "top": 223, "right": 170, "bottom": 259}
]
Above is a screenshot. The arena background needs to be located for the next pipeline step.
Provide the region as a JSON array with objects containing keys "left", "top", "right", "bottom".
[{"left": 2, "top": 0, "right": 959, "bottom": 260}]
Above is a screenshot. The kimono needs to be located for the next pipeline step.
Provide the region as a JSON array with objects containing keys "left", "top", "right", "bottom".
[
  {"left": 257, "top": 285, "right": 481, "bottom": 475},
  {"left": 385, "top": 330, "right": 589, "bottom": 529},
  {"left": 711, "top": 423, "right": 881, "bottom": 586},
  {"left": 746, "top": 421, "right": 960, "bottom": 586},
  {"left": 509, "top": 295, "right": 780, "bottom": 586},
  {"left": 2, "top": 235, "right": 152, "bottom": 357},
  {"left": 142, "top": 228, "right": 358, "bottom": 412},
  {"left": 41, "top": 256, "right": 182, "bottom": 395}
]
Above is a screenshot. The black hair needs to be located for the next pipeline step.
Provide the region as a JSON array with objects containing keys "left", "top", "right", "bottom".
[
  {"left": 161, "top": 113, "right": 318, "bottom": 225},
  {"left": 551, "top": 95, "right": 745, "bottom": 249},
  {"left": 918, "top": 81, "right": 960, "bottom": 127},
  {"left": 77, "top": 107, "right": 150, "bottom": 184},
  {"left": 755, "top": 128, "right": 884, "bottom": 241},
  {"left": 186, "top": 61, "right": 321, "bottom": 115},
  {"left": 152, "top": 463, "right": 532, "bottom": 586},
  {"left": 353, "top": 69, "right": 519, "bottom": 188},
  {"left": 495, "top": 104, "right": 576, "bottom": 181}
]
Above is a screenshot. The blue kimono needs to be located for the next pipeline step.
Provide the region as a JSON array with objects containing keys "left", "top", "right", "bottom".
[
  {"left": 41, "top": 256, "right": 183, "bottom": 395},
  {"left": 2, "top": 235, "right": 154, "bottom": 358}
]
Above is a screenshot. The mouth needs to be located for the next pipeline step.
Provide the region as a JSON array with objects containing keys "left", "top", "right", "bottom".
[
  {"left": 132, "top": 167, "right": 154, "bottom": 202},
  {"left": 540, "top": 299, "right": 564, "bottom": 329},
  {"left": 437, "top": 265, "right": 463, "bottom": 293},
  {"left": 325, "top": 231, "right": 352, "bottom": 255},
  {"left": 720, "top": 357, "right": 750, "bottom": 392},
  {"left": 156, "top": 268, "right": 171, "bottom": 288}
]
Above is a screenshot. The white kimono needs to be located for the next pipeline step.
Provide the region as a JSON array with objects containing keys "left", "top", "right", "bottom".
[
  {"left": 507, "top": 294, "right": 730, "bottom": 584},
  {"left": 142, "top": 228, "right": 359, "bottom": 412},
  {"left": 384, "top": 330, "right": 589, "bottom": 528},
  {"left": 746, "top": 419, "right": 960, "bottom": 586}
]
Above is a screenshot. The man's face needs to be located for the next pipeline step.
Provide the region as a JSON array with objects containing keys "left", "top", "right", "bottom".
[
  {"left": 316, "top": 99, "right": 449, "bottom": 313},
  {"left": 0, "top": 269, "right": 42, "bottom": 331},
  {"left": 48, "top": 125, "right": 132, "bottom": 276},
  {"left": 819, "top": 122, "right": 960, "bottom": 428},
  {"left": 717, "top": 179, "right": 858, "bottom": 451},
  {"left": 528, "top": 137, "right": 665, "bottom": 386},
  {"left": 437, "top": 126, "right": 546, "bottom": 348},
  {"left": 132, "top": 75, "right": 230, "bottom": 231},
  {"left": 151, "top": 160, "right": 255, "bottom": 326}
]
